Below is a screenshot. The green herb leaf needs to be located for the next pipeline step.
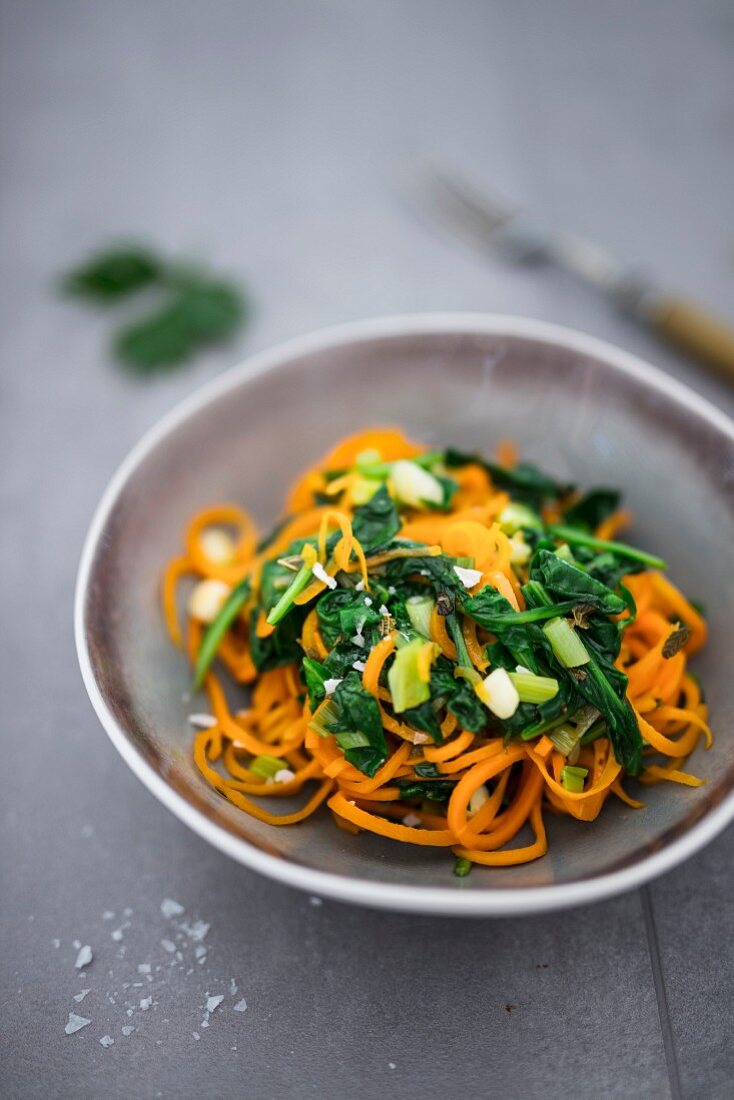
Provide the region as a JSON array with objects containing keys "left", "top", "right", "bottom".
[
  {"left": 350, "top": 485, "right": 402, "bottom": 553},
  {"left": 115, "top": 278, "right": 245, "bottom": 374},
  {"left": 444, "top": 448, "right": 573, "bottom": 507},
  {"left": 329, "top": 671, "right": 387, "bottom": 777},
  {"left": 62, "top": 246, "right": 161, "bottom": 300},
  {"left": 563, "top": 489, "right": 621, "bottom": 529},
  {"left": 531, "top": 549, "right": 626, "bottom": 615}
]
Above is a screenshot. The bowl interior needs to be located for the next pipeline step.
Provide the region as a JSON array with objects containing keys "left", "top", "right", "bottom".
[{"left": 80, "top": 321, "right": 734, "bottom": 899}]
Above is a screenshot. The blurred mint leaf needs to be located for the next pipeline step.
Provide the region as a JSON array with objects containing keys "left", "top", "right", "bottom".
[
  {"left": 114, "top": 276, "right": 247, "bottom": 373},
  {"left": 62, "top": 246, "right": 161, "bottom": 300},
  {"left": 61, "top": 243, "right": 249, "bottom": 374}
]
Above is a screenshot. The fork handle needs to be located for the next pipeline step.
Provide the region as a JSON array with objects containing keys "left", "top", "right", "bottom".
[{"left": 649, "top": 295, "right": 734, "bottom": 382}]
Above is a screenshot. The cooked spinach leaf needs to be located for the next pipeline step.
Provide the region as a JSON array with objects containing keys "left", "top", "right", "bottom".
[{"left": 444, "top": 448, "right": 573, "bottom": 507}]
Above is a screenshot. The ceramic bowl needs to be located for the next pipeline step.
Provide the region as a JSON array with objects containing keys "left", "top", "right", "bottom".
[{"left": 75, "top": 315, "right": 734, "bottom": 915}]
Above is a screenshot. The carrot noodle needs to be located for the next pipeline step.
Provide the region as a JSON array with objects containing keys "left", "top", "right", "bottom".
[{"left": 162, "top": 426, "right": 712, "bottom": 871}]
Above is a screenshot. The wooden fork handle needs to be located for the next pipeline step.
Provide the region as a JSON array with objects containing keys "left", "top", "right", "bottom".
[{"left": 650, "top": 295, "right": 734, "bottom": 382}]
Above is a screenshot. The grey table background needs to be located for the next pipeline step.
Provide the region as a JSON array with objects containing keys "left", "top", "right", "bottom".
[{"left": 1, "top": 2, "right": 733, "bottom": 1097}]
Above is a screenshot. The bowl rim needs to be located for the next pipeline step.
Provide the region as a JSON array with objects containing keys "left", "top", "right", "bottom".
[{"left": 75, "top": 312, "right": 734, "bottom": 916}]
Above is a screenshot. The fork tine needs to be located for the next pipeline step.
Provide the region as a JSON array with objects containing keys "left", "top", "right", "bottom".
[{"left": 423, "top": 166, "right": 517, "bottom": 240}]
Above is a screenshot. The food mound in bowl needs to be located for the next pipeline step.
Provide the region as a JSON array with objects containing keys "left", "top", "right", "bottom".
[{"left": 162, "top": 428, "right": 710, "bottom": 875}]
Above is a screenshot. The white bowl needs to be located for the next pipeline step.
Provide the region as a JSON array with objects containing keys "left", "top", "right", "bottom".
[{"left": 75, "top": 315, "right": 734, "bottom": 915}]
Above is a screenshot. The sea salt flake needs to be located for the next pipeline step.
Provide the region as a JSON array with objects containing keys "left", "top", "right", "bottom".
[
  {"left": 160, "top": 898, "right": 185, "bottom": 919},
  {"left": 403, "top": 813, "right": 421, "bottom": 827},
  {"left": 126, "top": 1009, "right": 134, "bottom": 1018},
  {"left": 75, "top": 945, "right": 93, "bottom": 969},
  {"left": 192, "top": 1031, "right": 201, "bottom": 1041},
  {"left": 378, "top": 603, "right": 389, "bottom": 616},
  {"left": 388, "top": 586, "right": 396, "bottom": 595},
  {"left": 351, "top": 633, "right": 365, "bottom": 648},
  {"left": 102, "top": 911, "right": 115, "bottom": 921},
  {"left": 100, "top": 1035, "right": 114, "bottom": 1048},
  {"left": 388, "top": 1062, "right": 397, "bottom": 1070},
  {"left": 229, "top": 979, "right": 238, "bottom": 996},
  {"left": 363, "top": 597, "right": 373, "bottom": 606},
  {"left": 139, "top": 997, "right": 153, "bottom": 1011},
  {"left": 206, "top": 995, "right": 224, "bottom": 1013},
  {"left": 351, "top": 660, "right": 366, "bottom": 672},
  {"left": 355, "top": 579, "right": 365, "bottom": 591},
  {"left": 122, "top": 1026, "right": 135, "bottom": 1036},
  {"left": 137, "top": 964, "right": 151, "bottom": 974},
  {"left": 274, "top": 768, "right": 295, "bottom": 783},
  {"left": 161, "top": 939, "right": 176, "bottom": 953},
  {"left": 72, "top": 939, "right": 81, "bottom": 950},
  {"left": 233, "top": 998, "right": 248, "bottom": 1012},
  {"left": 323, "top": 677, "right": 342, "bottom": 696},
  {"left": 184, "top": 920, "right": 210, "bottom": 942},
  {"left": 201, "top": 1019, "right": 209, "bottom": 1029},
  {"left": 74, "top": 989, "right": 91, "bottom": 1003},
  {"left": 111, "top": 929, "right": 123, "bottom": 942},
  {"left": 65, "top": 1013, "right": 91, "bottom": 1035}
]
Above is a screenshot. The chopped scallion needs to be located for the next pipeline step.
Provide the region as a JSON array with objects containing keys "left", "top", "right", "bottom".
[
  {"left": 334, "top": 730, "right": 371, "bottom": 750},
  {"left": 542, "top": 617, "right": 590, "bottom": 668},
  {"left": 508, "top": 671, "right": 560, "bottom": 704},
  {"left": 561, "top": 765, "right": 588, "bottom": 793},
  {"left": 266, "top": 559, "right": 313, "bottom": 625},
  {"left": 387, "top": 637, "right": 433, "bottom": 712},
  {"left": 250, "top": 755, "right": 288, "bottom": 780},
  {"left": 406, "top": 595, "right": 435, "bottom": 639},
  {"left": 453, "top": 856, "right": 473, "bottom": 878},
  {"left": 193, "top": 578, "right": 250, "bottom": 688},
  {"left": 307, "top": 698, "right": 340, "bottom": 738}
]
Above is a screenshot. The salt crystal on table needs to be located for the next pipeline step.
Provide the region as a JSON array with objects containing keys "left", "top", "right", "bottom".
[
  {"left": 192, "top": 1032, "right": 200, "bottom": 1041},
  {"left": 75, "top": 945, "right": 93, "bottom": 969},
  {"left": 139, "top": 997, "right": 153, "bottom": 1011},
  {"left": 184, "top": 920, "right": 210, "bottom": 942},
  {"left": 161, "top": 939, "right": 176, "bottom": 953},
  {"left": 233, "top": 999, "right": 247, "bottom": 1013},
  {"left": 126, "top": 1009, "right": 133, "bottom": 1018},
  {"left": 65, "top": 1013, "right": 91, "bottom": 1035},
  {"left": 229, "top": 979, "right": 238, "bottom": 996},
  {"left": 160, "top": 898, "right": 185, "bottom": 919},
  {"left": 206, "top": 995, "right": 224, "bottom": 1013},
  {"left": 137, "top": 964, "right": 151, "bottom": 974},
  {"left": 72, "top": 940, "right": 81, "bottom": 950},
  {"left": 194, "top": 945, "right": 207, "bottom": 959},
  {"left": 99, "top": 1035, "right": 114, "bottom": 1048},
  {"left": 102, "top": 911, "right": 115, "bottom": 921},
  {"left": 73, "top": 990, "right": 91, "bottom": 1003},
  {"left": 388, "top": 1062, "right": 396, "bottom": 1070},
  {"left": 121, "top": 1026, "right": 135, "bottom": 1036},
  {"left": 111, "top": 929, "right": 123, "bottom": 942}
]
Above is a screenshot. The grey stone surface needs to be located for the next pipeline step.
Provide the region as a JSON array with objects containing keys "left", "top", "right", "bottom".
[{"left": 0, "top": 1, "right": 732, "bottom": 1097}]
